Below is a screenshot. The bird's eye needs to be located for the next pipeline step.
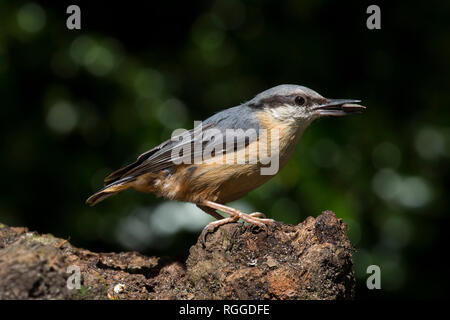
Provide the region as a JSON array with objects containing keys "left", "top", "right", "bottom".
[{"left": 295, "top": 96, "right": 306, "bottom": 106}]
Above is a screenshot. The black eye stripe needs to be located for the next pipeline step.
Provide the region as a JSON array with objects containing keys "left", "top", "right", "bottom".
[{"left": 250, "top": 93, "right": 318, "bottom": 108}]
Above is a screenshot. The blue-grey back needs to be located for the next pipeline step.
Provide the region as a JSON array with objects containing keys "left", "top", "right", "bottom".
[{"left": 202, "top": 104, "right": 260, "bottom": 132}]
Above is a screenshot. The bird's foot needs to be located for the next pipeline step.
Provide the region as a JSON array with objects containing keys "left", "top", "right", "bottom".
[
  {"left": 201, "top": 216, "right": 239, "bottom": 245},
  {"left": 200, "top": 201, "right": 275, "bottom": 246},
  {"left": 200, "top": 213, "right": 274, "bottom": 246},
  {"left": 240, "top": 212, "right": 275, "bottom": 233}
]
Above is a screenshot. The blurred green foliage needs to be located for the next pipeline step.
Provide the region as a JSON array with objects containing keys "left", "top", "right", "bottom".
[{"left": 1, "top": 0, "right": 450, "bottom": 299}]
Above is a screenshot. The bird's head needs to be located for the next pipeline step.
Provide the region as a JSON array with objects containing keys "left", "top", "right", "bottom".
[{"left": 248, "top": 84, "right": 366, "bottom": 128}]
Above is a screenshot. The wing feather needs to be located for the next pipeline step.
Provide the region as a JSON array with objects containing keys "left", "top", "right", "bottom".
[{"left": 103, "top": 105, "right": 261, "bottom": 184}]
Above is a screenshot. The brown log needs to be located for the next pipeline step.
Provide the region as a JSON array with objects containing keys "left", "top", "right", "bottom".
[{"left": 0, "top": 211, "right": 354, "bottom": 299}]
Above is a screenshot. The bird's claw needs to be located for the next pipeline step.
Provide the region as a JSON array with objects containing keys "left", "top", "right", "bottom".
[
  {"left": 200, "top": 208, "right": 274, "bottom": 246},
  {"left": 250, "top": 212, "right": 266, "bottom": 218},
  {"left": 201, "top": 216, "right": 239, "bottom": 246},
  {"left": 201, "top": 225, "right": 211, "bottom": 246}
]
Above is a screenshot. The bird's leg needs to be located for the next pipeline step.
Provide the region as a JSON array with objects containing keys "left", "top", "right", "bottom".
[
  {"left": 203, "top": 201, "right": 275, "bottom": 227},
  {"left": 199, "top": 200, "right": 275, "bottom": 245},
  {"left": 196, "top": 204, "right": 224, "bottom": 220}
]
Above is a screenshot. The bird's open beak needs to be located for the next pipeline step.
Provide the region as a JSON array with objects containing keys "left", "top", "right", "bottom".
[{"left": 312, "top": 99, "right": 366, "bottom": 116}]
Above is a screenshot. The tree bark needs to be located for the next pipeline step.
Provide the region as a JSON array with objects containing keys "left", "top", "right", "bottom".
[{"left": 0, "top": 210, "right": 355, "bottom": 300}]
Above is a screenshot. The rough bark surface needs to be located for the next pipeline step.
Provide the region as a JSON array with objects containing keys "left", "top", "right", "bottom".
[{"left": 0, "top": 211, "right": 355, "bottom": 300}]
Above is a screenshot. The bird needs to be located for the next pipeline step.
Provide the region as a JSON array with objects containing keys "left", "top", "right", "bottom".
[{"left": 86, "top": 84, "right": 365, "bottom": 244}]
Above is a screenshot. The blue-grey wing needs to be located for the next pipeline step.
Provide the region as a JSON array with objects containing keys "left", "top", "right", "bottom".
[{"left": 104, "top": 104, "right": 260, "bottom": 183}]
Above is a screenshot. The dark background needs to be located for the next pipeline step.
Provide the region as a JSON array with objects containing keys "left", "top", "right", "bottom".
[{"left": 1, "top": 0, "right": 449, "bottom": 299}]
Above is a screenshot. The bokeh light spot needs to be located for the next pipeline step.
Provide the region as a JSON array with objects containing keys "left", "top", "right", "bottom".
[
  {"left": 396, "top": 177, "right": 431, "bottom": 208},
  {"left": 46, "top": 101, "right": 78, "bottom": 134},
  {"left": 372, "top": 169, "right": 432, "bottom": 208},
  {"left": 133, "top": 69, "right": 165, "bottom": 99},
  {"left": 115, "top": 203, "right": 213, "bottom": 250},
  {"left": 70, "top": 36, "right": 117, "bottom": 76},
  {"left": 17, "top": 3, "right": 46, "bottom": 33},
  {"left": 156, "top": 98, "right": 188, "bottom": 129},
  {"left": 84, "top": 44, "right": 116, "bottom": 76},
  {"left": 415, "top": 127, "right": 445, "bottom": 160}
]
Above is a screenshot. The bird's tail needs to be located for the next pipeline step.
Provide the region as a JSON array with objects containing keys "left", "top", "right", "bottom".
[{"left": 86, "top": 177, "right": 135, "bottom": 206}]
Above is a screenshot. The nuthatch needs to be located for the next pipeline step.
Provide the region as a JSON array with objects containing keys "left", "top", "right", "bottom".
[{"left": 86, "top": 84, "right": 365, "bottom": 244}]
